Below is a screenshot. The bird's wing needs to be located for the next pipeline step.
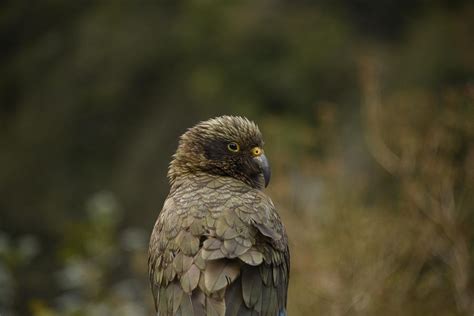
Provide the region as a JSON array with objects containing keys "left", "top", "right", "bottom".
[
  {"left": 148, "top": 177, "right": 289, "bottom": 316},
  {"left": 222, "top": 190, "right": 290, "bottom": 316}
]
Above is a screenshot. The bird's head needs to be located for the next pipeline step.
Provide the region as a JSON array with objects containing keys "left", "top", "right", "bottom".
[{"left": 168, "top": 116, "right": 271, "bottom": 189}]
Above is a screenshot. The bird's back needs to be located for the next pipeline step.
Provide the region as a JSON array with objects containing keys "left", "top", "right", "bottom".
[{"left": 148, "top": 173, "right": 289, "bottom": 316}]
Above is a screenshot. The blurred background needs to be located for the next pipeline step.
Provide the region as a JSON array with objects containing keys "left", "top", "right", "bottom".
[{"left": 1, "top": 1, "right": 473, "bottom": 315}]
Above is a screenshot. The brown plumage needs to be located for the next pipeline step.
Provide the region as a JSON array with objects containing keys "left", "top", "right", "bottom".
[{"left": 148, "top": 116, "right": 290, "bottom": 315}]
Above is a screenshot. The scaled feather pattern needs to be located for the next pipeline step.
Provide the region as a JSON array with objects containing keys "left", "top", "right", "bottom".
[{"left": 148, "top": 116, "right": 290, "bottom": 316}]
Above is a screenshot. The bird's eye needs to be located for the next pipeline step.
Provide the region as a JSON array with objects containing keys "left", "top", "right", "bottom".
[
  {"left": 251, "top": 147, "right": 263, "bottom": 157},
  {"left": 227, "top": 142, "right": 240, "bottom": 152}
]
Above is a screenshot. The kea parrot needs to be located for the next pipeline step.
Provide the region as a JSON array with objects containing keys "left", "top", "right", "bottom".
[{"left": 148, "top": 116, "right": 290, "bottom": 315}]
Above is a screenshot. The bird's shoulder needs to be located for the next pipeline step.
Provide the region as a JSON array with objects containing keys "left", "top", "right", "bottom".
[
  {"left": 148, "top": 173, "right": 290, "bottom": 315},
  {"left": 149, "top": 173, "right": 287, "bottom": 271},
  {"left": 170, "top": 173, "right": 286, "bottom": 244}
]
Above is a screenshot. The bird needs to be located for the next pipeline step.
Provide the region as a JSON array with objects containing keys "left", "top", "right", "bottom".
[{"left": 148, "top": 116, "right": 290, "bottom": 316}]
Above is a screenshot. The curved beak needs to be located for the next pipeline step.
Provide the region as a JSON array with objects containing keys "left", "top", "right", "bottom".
[{"left": 254, "top": 153, "right": 271, "bottom": 187}]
